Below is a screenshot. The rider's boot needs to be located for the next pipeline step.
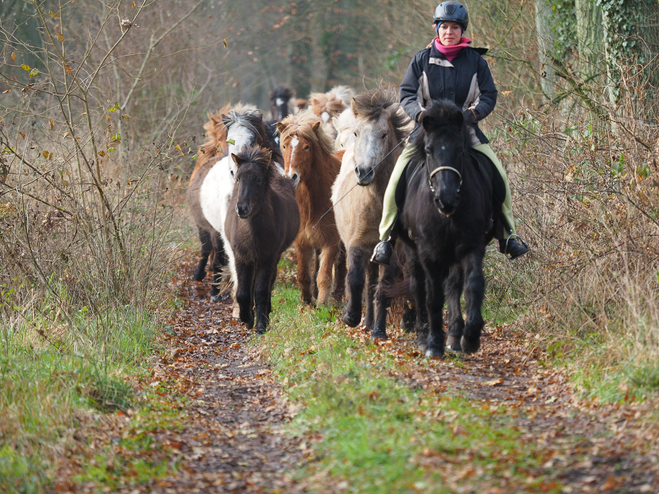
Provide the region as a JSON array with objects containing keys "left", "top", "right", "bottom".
[{"left": 499, "top": 236, "right": 529, "bottom": 260}]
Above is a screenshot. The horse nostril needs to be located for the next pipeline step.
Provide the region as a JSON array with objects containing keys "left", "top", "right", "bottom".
[{"left": 434, "top": 197, "right": 443, "bottom": 209}]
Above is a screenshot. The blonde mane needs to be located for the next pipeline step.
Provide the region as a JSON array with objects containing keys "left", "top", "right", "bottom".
[{"left": 278, "top": 110, "right": 335, "bottom": 157}]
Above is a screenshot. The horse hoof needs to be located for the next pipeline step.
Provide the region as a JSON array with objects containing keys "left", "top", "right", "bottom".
[
  {"left": 460, "top": 335, "right": 480, "bottom": 354},
  {"left": 371, "top": 328, "right": 388, "bottom": 341},
  {"left": 210, "top": 294, "right": 220, "bottom": 303},
  {"left": 240, "top": 312, "right": 254, "bottom": 329},
  {"left": 446, "top": 335, "right": 463, "bottom": 353},
  {"left": 342, "top": 311, "right": 361, "bottom": 328},
  {"left": 256, "top": 326, "right": 267, "bottom": 335},
  {"left": 193, "top": 269, "right": 206, "bottom": 282},
  {"left": 425, "top": 346, "right": 444, "bottom": 359}
]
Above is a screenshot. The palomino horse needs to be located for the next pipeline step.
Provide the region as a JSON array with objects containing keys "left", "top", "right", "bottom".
[
  {"left": 383, "top": 100, "right": 505, "bottom": 357},
  {"left": 308, "top": 86, "right": 354, "bottom": 141},
  {"left": 331, "top": 87, "right": 411, "bottom": 329},
  {"left": 225, "top": 146, "right": 300, "bottom": 334},
  {"left": 277, "top": 111, "right": 344, "bottom": 305},
  {"left": 269, "top": 86, "right": 296, "bottom": 121},
  {"left": 187, "top": 105, "right": 282, "bottom": 300}
]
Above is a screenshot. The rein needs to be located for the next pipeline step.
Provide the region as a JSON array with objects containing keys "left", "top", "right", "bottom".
[
  {"left": 311, "top": 124, "right": 421, "bottom": 230},
  {"left": 426, "top": 149, "right": 466, "bottom": 195}
]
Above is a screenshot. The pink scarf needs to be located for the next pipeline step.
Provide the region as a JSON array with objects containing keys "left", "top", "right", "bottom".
[{"left": 433, "top": 37, "right": 471, "bottom": 61}]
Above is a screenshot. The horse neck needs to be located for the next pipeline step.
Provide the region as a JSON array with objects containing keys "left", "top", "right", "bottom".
[
  {"left": 299, "top": 151, "right": 336, "bottom": 212},
  {"left": 372, "top": 136, "right": 404, "bottom": 194}
]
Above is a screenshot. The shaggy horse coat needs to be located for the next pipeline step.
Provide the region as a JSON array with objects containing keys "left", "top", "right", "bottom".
[
  {"left": 225, "top": 146, "right": 300, "bottom": 333},
  {"left": 187, "top": 105, "right": 281, "bottom": 300},
  {"left": 393, "top": 100, "right": 503, "bottom": 357},
  {"left": 277, "top": 111, "right": 344, "bottom": 305},
  {"left": 331, "top": 87, "right": 411, "bottom": 329}
]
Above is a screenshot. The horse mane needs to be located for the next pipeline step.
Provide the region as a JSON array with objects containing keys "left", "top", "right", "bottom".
[
  {"left": 278, "top": 110, "right": 335, "bottom": 157},
  {"left": 411, "top": 100, "right": 466, "bottom": 147},
  {"left": 351, "top": 87, "right": 411, "bottom": 143},
  {"left": 234, "top": 145, "right": 273, "bottom": 174},
  {"left": 309, "top": 91, "right": 347, "bottom": 118},
  {"left": 330, "top": 85, "right": 356, "bottom": 106},
  {"left": 223, "top": 108, "right": 268, "bottom": 144}
]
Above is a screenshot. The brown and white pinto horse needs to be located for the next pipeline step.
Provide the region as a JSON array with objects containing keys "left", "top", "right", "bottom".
[{"left": 277, "top": 111, "right": 344, "bottom": 305}]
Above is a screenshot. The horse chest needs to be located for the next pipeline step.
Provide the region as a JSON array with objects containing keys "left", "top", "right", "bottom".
[{"left": 199, "top": 158, "right": 234, "bottom": 233}]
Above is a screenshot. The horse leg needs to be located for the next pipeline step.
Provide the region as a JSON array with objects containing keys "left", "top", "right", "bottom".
[
  {"left": 235, "top": 262, "right": 255, "bottom": 329},
  {"left": 460, "top": 252, "right": 485, "bottom": 354},
  {"left": 312, "top": 248, "right": 321, "bottom": 300},
  {"left": 342, "top": 246, "right": 366, "bottom": 327},
  {"left": 296, "top": 241, "right": 314, "bottom": 304},
  {"left": 316, "top": 244, "right": 339, "bottom": 305},
  {"left": 373, "top": 262, "right": 395, "bottom": 340},
  {"left": 409, "top": 252, "right": 429, "bottom": 351},
  {"left": 210, "top": 232, "right": 228, "bottom": 302},
  {"left": 193, "top": 227, "right": 212, "bottom": 282},
  {"left": 424, "top": 265, "right": 447, "bottom": 359},
  {"left": 364, "top": 260, "right": 379, "bottom": 330},
  {"left": 332, "top": 243, "right": 347, "bottom": 302},
  {"left": 254, "top": 260, "right": 276, "bottom": 334},
  {"left": 445, "top": 265, "right": 465, "bottom": 353}
]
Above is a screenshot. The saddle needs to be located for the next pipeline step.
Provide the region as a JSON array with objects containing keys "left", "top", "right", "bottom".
[{"left": 395, "top": 148, "right": 510, "bottom": 234}]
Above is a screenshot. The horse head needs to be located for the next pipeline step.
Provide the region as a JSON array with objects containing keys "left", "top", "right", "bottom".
[
  {"left": 231, "top": 146, "right": 273, "bottom": 219},
  {"left": 422, "top": 102, "right": 467, "bottom": 216},
  {"left": 277, "top": 112, "right": 333, "bottom": 188},
  {"left": 350, "top": 87, "right": 411, "bottom": 187},
  {"left": 270, "top": 86, "right": 295, "bottom": 121}
]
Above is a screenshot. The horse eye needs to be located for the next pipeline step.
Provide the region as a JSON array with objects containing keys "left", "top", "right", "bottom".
[
  {"left": 381, "top": 133, "right": 387, "bottom": 139},
  {"left": 353, "top": 131, "right": 358, "bottom": 137},
  {"left": 282, "top": 145, "right": 286, "bottom": 149},
  {"left": 304, "top": 145, "right": 309, "bottom": 151},
  {"left": 257, "top": 177, "right": 262, "bottom": 185}
]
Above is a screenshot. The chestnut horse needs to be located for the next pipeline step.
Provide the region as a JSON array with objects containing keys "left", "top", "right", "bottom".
[
  {"left": 277, "top": 111, "right": 344, "bottom": 305},
  {"left": 331, "top": 87, "right": 411, "bottom": 329},
  {"left": 225, "top": 146, "right": 300, "bottom": 333}
]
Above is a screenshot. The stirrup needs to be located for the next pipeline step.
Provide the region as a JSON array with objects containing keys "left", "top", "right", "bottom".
[{"left": 500, "top": 235, "right": 529, "bottom": 260}]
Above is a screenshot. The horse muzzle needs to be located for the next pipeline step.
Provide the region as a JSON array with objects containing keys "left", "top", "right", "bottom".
[
  {"left": 288, "top": 171, "right": 300, "bottom": 188},
  {"left": 236, "top": 203, "right": 253, "bottom": 219},
  {"left": 354, "top": 165, "right": 375, "bottom": 186},
  {"left": 434, "top": 197, "right": 457, "bottom": 217}
]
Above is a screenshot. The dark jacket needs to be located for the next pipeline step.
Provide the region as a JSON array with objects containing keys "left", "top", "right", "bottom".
[{"left": 399, "top": 42, "right": 497, "bottom": 146}]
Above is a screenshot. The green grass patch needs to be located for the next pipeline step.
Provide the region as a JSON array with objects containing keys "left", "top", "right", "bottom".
[
  {"left": 0, "top": 305, "right": 171, "bottom": 493},
  {"left": 260, "top": 284, "right": 561, "bottom": 493}
]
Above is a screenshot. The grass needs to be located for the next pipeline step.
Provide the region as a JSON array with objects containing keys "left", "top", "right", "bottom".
[
  {"left": 259, "top": 282, "right": 561, "bottom": 493},
  {"left": 0, "top": 302, "right": 173, "bottom": 493}
]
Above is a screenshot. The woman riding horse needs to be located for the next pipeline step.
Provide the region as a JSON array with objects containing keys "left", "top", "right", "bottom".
[{"left": 371, "top": 1, "right": 529, "bottom": 264}]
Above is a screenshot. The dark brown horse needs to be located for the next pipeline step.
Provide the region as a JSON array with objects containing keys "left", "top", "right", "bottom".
[
  {"left": 225, "top": 146, "right": 300, "bottom": 333},
  {"left": 187, "top": 104, "right": 280, "bottom": 301},
  {"left": 277, "top": 111, "right": 344, "bottom": 305}
]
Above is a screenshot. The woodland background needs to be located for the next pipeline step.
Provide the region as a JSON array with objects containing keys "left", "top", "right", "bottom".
[{"left": 1, "top": 0, "right": 659, "bottom": 489}]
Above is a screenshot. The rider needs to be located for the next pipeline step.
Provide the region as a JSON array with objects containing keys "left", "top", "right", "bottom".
[{"left": 371, "top": 1, "right": 529, "bottom": 264}]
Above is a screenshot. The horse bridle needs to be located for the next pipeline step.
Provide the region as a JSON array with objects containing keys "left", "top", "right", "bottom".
[{"left": 426, "top": 150, "right": 465, "bottom": 195}]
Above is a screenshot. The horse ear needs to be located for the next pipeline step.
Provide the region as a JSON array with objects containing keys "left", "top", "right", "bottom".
[
  {"left": 232, "top": 153, "right": 245, "bottom": 168},
  {"left": 276, "top": 121, "right": 286, "bottom": 135},
  {"left": 311, "top": 121, "right": 321, "bottom": 133},
  {"left": 350, "top": 99, "right": 359, "bottom": 116},
  {"left": 422, "top": 114, "right": 432, "bottom": 133}
]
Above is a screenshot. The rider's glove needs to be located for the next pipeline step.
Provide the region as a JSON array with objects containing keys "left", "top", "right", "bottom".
[{"left": 462, "top": 108, "right": 478, "bottom": 125}]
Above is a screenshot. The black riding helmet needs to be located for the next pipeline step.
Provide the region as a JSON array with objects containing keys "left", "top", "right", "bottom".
[{"left": 433, "top": 2, "right": 469, "bottom": 32}]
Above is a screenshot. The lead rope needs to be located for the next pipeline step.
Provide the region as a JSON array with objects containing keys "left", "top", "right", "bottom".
[{"left": 311, "top": 124, "right": 421, "bottom": 230}]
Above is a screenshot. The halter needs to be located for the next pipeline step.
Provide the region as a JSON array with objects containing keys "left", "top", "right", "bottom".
[{"left": 426, "top": 151, "right": 465, "bottom": 195}]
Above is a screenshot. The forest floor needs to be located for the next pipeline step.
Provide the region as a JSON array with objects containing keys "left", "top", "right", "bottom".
[{"left": 53, "top": 254, "right": 659, "bottom": 493}]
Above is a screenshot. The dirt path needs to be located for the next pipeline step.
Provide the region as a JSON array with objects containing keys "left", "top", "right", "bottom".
[{"left": 55, "top": 256, "right": 659, "bottom": 493}]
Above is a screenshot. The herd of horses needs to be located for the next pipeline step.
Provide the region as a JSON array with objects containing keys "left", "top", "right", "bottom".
[{"left": 187, "top": 85, "right": 504, "bottom": 357}]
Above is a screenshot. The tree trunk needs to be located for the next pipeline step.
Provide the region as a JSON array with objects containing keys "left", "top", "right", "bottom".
[
  {"left": 575, "top": 0, "right": 603, "bottom": 80},
  {"left": 534, "top": 0, "right": 557, "bottom": 99}
]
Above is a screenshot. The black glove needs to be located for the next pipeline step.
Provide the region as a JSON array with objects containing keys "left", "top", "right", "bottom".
[{"left": 462, "top": 108, "right": 478, "bottom": 125}]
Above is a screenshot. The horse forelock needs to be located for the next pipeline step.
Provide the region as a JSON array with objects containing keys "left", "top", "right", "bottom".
[
  {"left": 279, "top": 112, "right": 334, "bottom": 157},
  {"left": 352, "top": 88, "right": 410, "bottom": 143},
  {"left": 226, "top": 110, "right": 267, "bottom": 146},
  {"left": 234, "top": 146, "right": 272, "bottom": 175}
]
